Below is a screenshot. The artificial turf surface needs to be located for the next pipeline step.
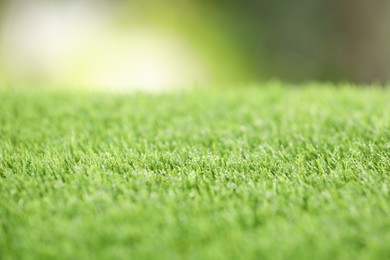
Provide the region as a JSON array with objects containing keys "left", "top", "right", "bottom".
[{"left": 0, "top": 85, "right": 389, "bottom": 259}]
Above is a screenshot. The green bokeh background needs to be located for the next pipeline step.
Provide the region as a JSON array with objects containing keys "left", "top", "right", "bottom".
[{"left": 1, "top": 0, "right": 390, "bottom": 87}]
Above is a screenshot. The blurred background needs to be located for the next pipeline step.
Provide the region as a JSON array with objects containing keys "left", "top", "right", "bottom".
[{"left": 1, "top": 0, "right": 390, "bottom": 91}]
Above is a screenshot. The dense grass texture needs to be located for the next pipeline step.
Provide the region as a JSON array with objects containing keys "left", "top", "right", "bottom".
[{"left": 1, "top": 85, "right": 389, "bottom": 259}]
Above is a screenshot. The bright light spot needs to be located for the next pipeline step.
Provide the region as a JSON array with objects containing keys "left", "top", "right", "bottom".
[
  {"left": 79, "top": 30, "right": 206, "bottom": 91},
  {"left": 1, "top": 0, "right": 106, "bottom": 78},
  {"left": 1, "top": 1, "right": 207, "bottom": 91}
]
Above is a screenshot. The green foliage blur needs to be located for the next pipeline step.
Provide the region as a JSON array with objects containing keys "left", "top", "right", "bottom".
[
  {"left": 1, "top": 0, "right": 389, "bottom": 86},
  {"left": 189, "top": 0, "right": 390, "bottom": 83},
  {"left": 109, "top": 0, "right": 390, "bottom": 83}
]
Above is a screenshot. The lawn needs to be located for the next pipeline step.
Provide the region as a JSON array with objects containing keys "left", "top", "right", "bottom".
[{"left": 0, "top": 84, "right": 389, "bottom": 259}]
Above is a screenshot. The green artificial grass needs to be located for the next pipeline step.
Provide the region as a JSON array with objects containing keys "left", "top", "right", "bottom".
[{"left": 0, "top": 85, "right": 389, "bottom": 259}]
